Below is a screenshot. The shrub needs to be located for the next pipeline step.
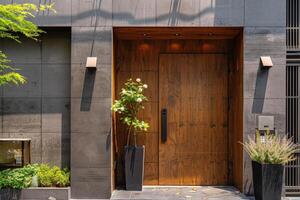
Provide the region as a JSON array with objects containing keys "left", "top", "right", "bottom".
[
  {"left": 0, "top": 165, "right": 37, "bottom": 189},
  {"left": 0, "top": 164, "right": 70, "bottom": 189},
  {"left": 37, "top": 164, "right": 70, "bottom": 187},
  {"left": 112, "top": 78, "right": 149, "bottom": 146},
  {"left": 242, "top": 130, "right": 298, "bottom": 164}
]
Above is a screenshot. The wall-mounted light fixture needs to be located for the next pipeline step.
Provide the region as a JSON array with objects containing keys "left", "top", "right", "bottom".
[
  {"left": 260, "top": 56, "right": 273, "bottom": 68},
  {"left": 86, "top": 57, "right": 97, "bottom": 68}
]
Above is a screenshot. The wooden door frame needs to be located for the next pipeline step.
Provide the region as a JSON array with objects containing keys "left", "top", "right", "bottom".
[{"left": 112, "top": 27, "right": 243, "bottom": 191}]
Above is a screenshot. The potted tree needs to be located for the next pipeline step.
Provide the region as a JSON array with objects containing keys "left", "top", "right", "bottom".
[
  {"left": 112, "top": 78, "right": 149, "bottom": 191},
  {"left": 242, "top": 130, "right": 298, "bottom": 200}
]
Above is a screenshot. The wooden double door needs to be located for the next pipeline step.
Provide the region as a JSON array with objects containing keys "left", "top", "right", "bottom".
[{"left": 158, "top": 54, "right": 229, "bottom": 185}]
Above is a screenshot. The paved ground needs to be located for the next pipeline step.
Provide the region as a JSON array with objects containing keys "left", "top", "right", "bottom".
[
  {"left": 111, "top": 186, "right": 250, "bottom": 200},
  {"left": 110, "top": 186, "right": 300, "bottom": 200}
]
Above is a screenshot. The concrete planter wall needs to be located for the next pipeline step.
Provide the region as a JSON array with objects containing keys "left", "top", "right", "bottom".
[{"left": 20, "top": 187, "right": 70, "bottom": 200}]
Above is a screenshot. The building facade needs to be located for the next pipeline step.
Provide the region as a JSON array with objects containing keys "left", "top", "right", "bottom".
[{"left": 0, "top": 0, "right": 287, "bottom": 199}]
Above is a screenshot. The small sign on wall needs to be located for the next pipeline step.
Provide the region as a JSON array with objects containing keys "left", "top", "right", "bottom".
[{"left": 258, "top": 115, "right": 274, "bottom": 131}]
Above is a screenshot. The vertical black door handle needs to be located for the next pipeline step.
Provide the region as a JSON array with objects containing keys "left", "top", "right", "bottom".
[{"left": 161, "top": 108, "right": 167, "bottom": 143}]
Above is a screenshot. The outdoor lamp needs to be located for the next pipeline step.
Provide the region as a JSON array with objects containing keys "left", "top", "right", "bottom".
[
  {"left": 260, "top": 56, "right": 273, "bottom": 68},
  {"left": 86, "top": 57, "right": 97, "bottom": 68}
]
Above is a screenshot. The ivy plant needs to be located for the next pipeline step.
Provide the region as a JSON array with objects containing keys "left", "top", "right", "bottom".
[{"left": 112, "top": 78, "right": 149, "bottom": 146}]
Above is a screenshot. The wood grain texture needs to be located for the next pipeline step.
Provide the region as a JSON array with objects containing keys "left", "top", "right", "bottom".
[
  {"left": 115, "top": 40, "right": 160, "bottom": 185},
  {"left": 158, "top": 54, "right": 229, "bottom": 185},
  {"left": 229, "top": 32, "right": 244, "bottom": 191},
  {"left": 114, "top": 31, "right": 243, "bottom": 186},
  {"left": 114, "top": 27, "right": 241, "bottom": 40}
]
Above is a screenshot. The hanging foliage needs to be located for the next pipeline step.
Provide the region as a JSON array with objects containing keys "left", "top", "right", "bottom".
[{"left": 0, "top": 3, "right": 55, "bottom": 86}]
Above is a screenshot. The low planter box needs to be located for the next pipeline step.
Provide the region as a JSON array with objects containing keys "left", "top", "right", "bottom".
[
  {"left": 15, "top": 187, "right": 70, "bottom": 200},
  {"left": 0, "top": 187, "right": 70, "bottom": 200},
  {"left": 21, "top": 187, "right": 70, "bottom": 200},
  {"left": 0, "top": 188, "right": 21, "bottom": 200}
]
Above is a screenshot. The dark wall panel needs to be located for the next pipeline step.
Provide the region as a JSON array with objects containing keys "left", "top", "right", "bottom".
[{"left": 0, "top": 29, "right": 71, "bottom": 168}]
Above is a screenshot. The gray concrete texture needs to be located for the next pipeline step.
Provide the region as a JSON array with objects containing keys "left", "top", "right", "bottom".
[
  {"left": 111, "top": 186, "right": 249, "bottom": 200},
  {"left": 0, "top": 0, "right": 286, "bottom": 199},
  {"left": 0, "top": 29, "right": 71, "bottom": 168},
  {"left": 21, "top": 188, "right": 70, "bottom": 200}
]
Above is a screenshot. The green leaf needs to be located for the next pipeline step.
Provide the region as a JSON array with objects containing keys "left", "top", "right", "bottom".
[
  {"left": 0, "top": 3, "right": 55, "bottom": 86},
  {"left": 112, "top": 78, "right": 150, "bottom": 133}
]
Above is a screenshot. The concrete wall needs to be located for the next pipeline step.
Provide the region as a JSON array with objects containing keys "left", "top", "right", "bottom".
[
  {"left": 0, "top": 0, "right": 286, "bottom": 199},
  {"left": 0, "top": 29, "right": 71, "bottom": 168}
]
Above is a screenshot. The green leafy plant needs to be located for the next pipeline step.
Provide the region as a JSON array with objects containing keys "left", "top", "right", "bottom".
[
  {"left": 0, "top": 164, "right": 70, "bottom": 189},
  {"left": 0, "top": 164, "right": 37, "bottom": 189},
  {"left": 0, "top": 3, "right": 55, "bottom": 86},
  {"left": 242, "top": 130, "right": 298, "bottom": 164},
  {"left": 37, "top": 164, "right": 70, "bottom": 187},
  {"left": 112, "top": 78, "right": 149, "bottom": 146}
]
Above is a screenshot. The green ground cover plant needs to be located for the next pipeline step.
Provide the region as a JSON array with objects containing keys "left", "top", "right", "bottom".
[
  {"left": 0, "top": 164, "right": 70, "bottom": 189},
  {"left": 37, "top": 164, "right": 70, "bottom": 187},
  {"left": 0, "top": 165, "right": 36, "bottom": 189}
]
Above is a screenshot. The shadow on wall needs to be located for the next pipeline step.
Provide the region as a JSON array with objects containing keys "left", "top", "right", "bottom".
[
  {"left": 0, "top": 29, "right": 71, "bottom": 169},
  {"left": 6, "top": 0, "right": 239, "bottom": 26},
  {"left": 80, "top": 69, "right": 96, "bottom": 111},
  {"left": 252, "top": 64, "right": 269, "bottom": 114}
]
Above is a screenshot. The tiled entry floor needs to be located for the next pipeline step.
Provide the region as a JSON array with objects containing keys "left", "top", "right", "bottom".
[{"left": 111, "top": 186, "right": 250, "bottom": 200}]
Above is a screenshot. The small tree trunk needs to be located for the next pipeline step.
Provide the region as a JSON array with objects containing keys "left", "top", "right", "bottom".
[
  {"left": 126, "top": 125, "right": 132, "bottom": 146},
  {"left": 134, "top": 131, "right": 137, "bottom": 147}
]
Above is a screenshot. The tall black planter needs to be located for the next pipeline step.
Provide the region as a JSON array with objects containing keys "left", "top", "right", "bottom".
[
  {"left": 252, "top": 161, "right": 284, "bottom": 200},
  {"left": 124, "top": 145, "right": 145, "bottom": 191}
]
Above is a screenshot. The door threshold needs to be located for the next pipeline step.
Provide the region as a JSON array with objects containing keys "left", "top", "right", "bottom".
[{"left": 143, "top": 185, "right": 233, "bottom": 188}]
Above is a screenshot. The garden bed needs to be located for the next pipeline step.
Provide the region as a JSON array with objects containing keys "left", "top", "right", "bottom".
[{"left": 0, "top": 164, "right": 70, "bottom": 200}]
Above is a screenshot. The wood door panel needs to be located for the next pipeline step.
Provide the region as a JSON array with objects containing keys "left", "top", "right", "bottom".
[
  {"left": 115, "top": 39, "right": 239, "bottom": 186},
  {"left": 159, "top": 54, "right": 228, "bottom": 185},
  {"left": 144, "top": 162, "right": 159, "bottom": 185}
]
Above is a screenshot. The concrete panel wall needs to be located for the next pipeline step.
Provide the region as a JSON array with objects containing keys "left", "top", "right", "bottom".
[
  {"left": 0, "top": 29, "right": 71, "bottom": 167},
  {"left": 243, "top": 21, "right": 286, "bottom": 197},
  {"left": 0, "top": 0, "right": 287, "bottom": 198},
  {"left": 243, "top": 0, "right": 286, "bottom": 195},
  {"left": 70, "top": 26, "right": 112, "bottom": 199}
]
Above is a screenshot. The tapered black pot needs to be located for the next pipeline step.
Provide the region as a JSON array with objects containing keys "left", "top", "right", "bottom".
[
  {"left": 124, "top": 145, "right": 145, "bottom": 191},
  {"left": 252, "top": 161, "right": 284, "bottom": 200}
]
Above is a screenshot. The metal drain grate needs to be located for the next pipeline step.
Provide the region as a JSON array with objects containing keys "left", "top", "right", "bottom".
[
  {"left": 286, "top": 0, "right": 300, "bottom": 195},
  {"left": 286, "top": 64, "right": 300, "bottom": 195},
  {"left": 287, "top": 0, "right": 300, "bottom": 50}
]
